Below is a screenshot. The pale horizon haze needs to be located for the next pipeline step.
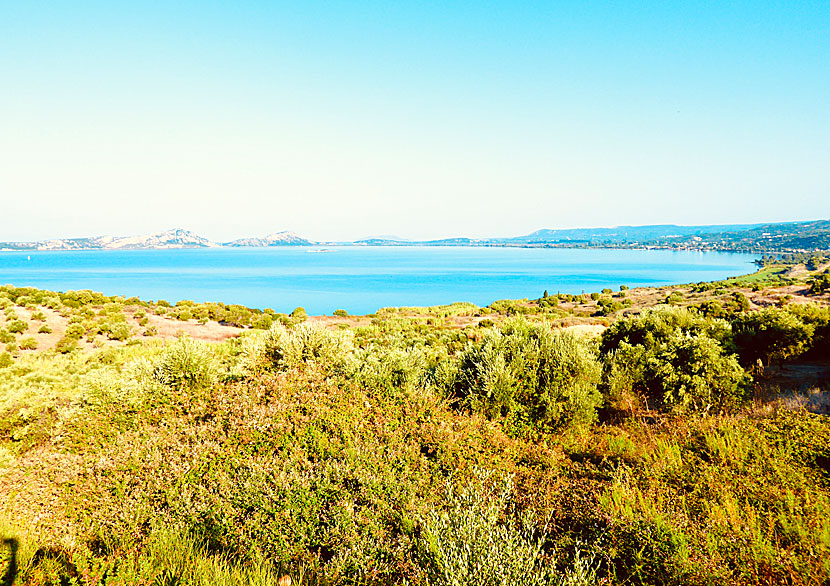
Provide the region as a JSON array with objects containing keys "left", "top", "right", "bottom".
[{"left": 1, "top": 1, "right": 828, "bottom": 243}]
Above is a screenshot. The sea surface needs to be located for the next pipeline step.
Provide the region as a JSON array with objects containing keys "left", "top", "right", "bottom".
[{"left": 0, "top": 247, "right": 757, "bottom": 315}]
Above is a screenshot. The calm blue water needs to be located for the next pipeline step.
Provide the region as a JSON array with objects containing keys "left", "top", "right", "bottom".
[{"left": 0, "top": 247, "right": 756, "bottom": 315}]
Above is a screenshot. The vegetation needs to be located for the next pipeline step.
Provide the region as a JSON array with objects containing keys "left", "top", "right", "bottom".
[{"left": 1, "top": 270, "right": 829, "bottom": 585}]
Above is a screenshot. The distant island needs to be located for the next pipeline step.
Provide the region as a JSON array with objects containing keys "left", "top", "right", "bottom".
[{"left": 2, "top": 220, "right": 828, "bottom": 253}]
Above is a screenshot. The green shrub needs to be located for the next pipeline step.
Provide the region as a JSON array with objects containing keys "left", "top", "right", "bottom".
[
  {"left": 153, "top": 337, "right": 217, "bottom": 390},
  {"left": 333, "top": 309, "right": 349, "bottom": 317},
  {"left": 697, "top": 299, "right": 724, "bottom": 318},
  {"left": 650, "top": 333, "right": 746, "bottom": 412},
  {"left": 55, "top": 336, "right": 78, "bottom": 354},
  {"left": 65, "top": 323, "right": 85, "bottom": 339},
  {"left": 290, "top": 307, "right": 308, "bottom": 323},
  {"left": 18, "top": 336, "right": 37, "bottom": 350},
  {"left": 455, "top": 319, "right": 602, "bottom": 430},
  {"left": 417, "top": 471, "right": 557, "bottom": 586},
  {"left": 0, "top": 329, "right": 13, "bottom": 344},
  {"left": 106, "top": 322, "right": 132, "bottom": 341},
  {"left": 786, "top": 303, "right": 830, "bottom": 356},
  {"left": 37, "top": 324, "right": 52, "bottom": 334},
  {"left": 600, "top": 306, "right": 731, "bottom": 356},
  {"left": 731, "top": 308, "right": 813, "bottom": 366},
  {"left": 809, "top": 273, "right": 830, "bottom": 294},
  {"left": 601, "top": 307, "right": 747, "bottom": 413},
  {"left": 245, "top": 323, "right": 355, "bottom": 373},
  {"left": 489, "top": 299, "right": 532, "bottom": 316},
  {"left": 0, "top": 352, "right": 12, "bottom": 368},
  {"left": 252, "top": 314, "right": 273, "bottom": 330},
  {"left": 7, "top": 320, "right": 27, "bottom": 334},
  {"left": 721, "top": 291, "right": 751, "bottom": 316}
]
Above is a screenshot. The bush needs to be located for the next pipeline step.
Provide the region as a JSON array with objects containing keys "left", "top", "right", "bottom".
[
  {"left": 809, "top": 273, "right": 830, "bottom": 294},
  {"left": 106, "top": 322, "right": 132, "bottom": 341},
  {"left": 417, "top": 471, "right": 557, "bottom": 586},
  {"left": 650, "top": 333, "right": 746, "bottom": 412},
  {"left": 65, "top": 323, "right": 85, "bottom": 339},
  {"left": 601, "top": 307, "right": 747, "bottom": 413},
  {"left": 290, "top": 307, "right": 308, "bottom": 323},
  {"left": 600, "top": 306, "right": 731, "bottom": 356},
  {"left": 55, "top": 336, "right": 77, "bottom": 354},
  {"left": 7, "top": 320, "right": 27, "bottom": 334},
  {"left": 246, "top": 323, "right": 356, "bottom": 373},
  {"left": 37, "top": 324, "right": 52, "bottom": 334},
  {"left": 786, "top": 303, "right": 830, "bottom": 357},
  {"left": 721, "top": 291, "right": 751, "bottom": 316},
  {"left": 18, "top": 336, "right": 37, "bottom": 350},
  {"left": 252, "top": 314, "right": 273, "bottom": 330},
  {"left": 153, "top": 337, "right": 217, "bottom": 390},
  {"left": 0, "top": 329, "right": 13, "bottom": 344},
  {"left": 455, "top": 319, "right": 602, "bottom": 430},
  {"left": 0, "top": 352, "right": 11, "bottom": 368},
  {"left": 333, "top": 309, "right": 349, "bottom": 317},
  {"left": 731, "top": 308, "right": 813, "bottom": 366}
]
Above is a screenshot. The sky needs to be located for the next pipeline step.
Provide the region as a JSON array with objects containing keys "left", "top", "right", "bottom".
[{"left": 1, "top": 1, "right": 828, "bottom": 242}]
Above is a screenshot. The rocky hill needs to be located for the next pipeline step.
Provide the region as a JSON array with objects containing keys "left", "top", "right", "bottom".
[{"left": 223, "top": 231, "right": 314, "bottom": 247}]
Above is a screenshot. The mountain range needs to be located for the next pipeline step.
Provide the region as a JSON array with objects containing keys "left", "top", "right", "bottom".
[
  {"left": 0, "top": 229, "right": 312, "bottom": 251},
  {"left": 1, "top": 221, "right": 827, "bottom": 252}
]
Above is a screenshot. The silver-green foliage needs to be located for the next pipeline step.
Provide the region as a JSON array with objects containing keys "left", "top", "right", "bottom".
[
  {"left": 418, "top": 471, "right": 554, "bottom": 586},
  {"left": 455, "top": 319, "right": 602, "bottom": 429},
  {"left": 241, "top": 322, "right": 356, "bottom": 373},
  {"left": 350, "top": 345, "right": 429, "bottom": 394},
  {"left": 154, "top": 337, "right": 217, "bottom": 390}
]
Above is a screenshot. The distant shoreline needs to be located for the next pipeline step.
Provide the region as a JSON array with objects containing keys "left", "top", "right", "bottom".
[{"left": 0, "top": 242, "right": 790, "bottom": 255}]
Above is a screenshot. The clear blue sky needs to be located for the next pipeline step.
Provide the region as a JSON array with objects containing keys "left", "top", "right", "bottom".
[{"left": 1, "top": 1, "right": 828, "bottom": 242}]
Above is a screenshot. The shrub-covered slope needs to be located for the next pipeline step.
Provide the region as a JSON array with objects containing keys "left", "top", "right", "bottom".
[{"left": 0, "top": 283, "right": 829, "bottom": 585}]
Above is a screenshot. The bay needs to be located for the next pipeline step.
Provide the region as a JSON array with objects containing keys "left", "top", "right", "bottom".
[{"left": 0, "top": 246, "right": 757, "bottom": 315}]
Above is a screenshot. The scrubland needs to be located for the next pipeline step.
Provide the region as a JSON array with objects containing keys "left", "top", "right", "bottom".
[{"left": 1, "top": 262, "right": 829, "bottom": 585}]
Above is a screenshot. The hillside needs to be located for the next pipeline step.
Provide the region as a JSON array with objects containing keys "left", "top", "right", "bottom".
[
  {"left": 1, "top": 262, "right": 829, "bottom": 585},
  {"left": 510, "top": 223, "right": 764, "bottom": 245},
  {"left": 0, "top": 229, "right": 218, "bottom": 251},
  {"left": 224, "top": 231, "right": 315, "bottom": 247},
  {"left": 0, "top": 230, "right": 314, "bottom": 251},
  {"left": 3, "top": 220, "right": 829, "bottom": 253},
  {"left": 648, "top": 219, "right": 830, "bottom": 252}
]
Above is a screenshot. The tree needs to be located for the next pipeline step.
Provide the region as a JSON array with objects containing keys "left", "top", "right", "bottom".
[
  {"left": 601, "top": 307, "right": 746, "bottom": 413},
  {"left": 731, "top": 308, "right": 812, "bottom": 366}
]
